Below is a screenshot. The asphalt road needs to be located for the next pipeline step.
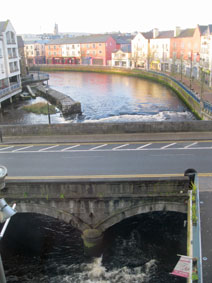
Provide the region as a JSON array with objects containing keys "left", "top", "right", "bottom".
[{"left": 0, "top": 141, "right": 211, "bottom": 178}]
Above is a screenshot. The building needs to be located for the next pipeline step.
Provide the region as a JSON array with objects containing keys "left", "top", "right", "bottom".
[
  {"left": 112, "top": 46, "right": 132, "bottom": 68},
  {"left": 149, "top": 29, "right": 174, "bottom": 71},
  {"left": 0, "top": 20, "right": 21, "bottom": 107},
  {"left": 17, "top": 36, "right": 27, "bottom": 75},
  {"left": 24, "top": 40, "right": 47, "bottom": 66},
  {"left": 131, "top": 31, "right": 153, "bottom": 68},
  {"left": 199, "top": 25, "right": 212, "bottom": 86},
  {"left": 80, "top": 34, "right": 116, "bottom": 66},
  {"left": 45, "top": 34, "right": 117, "bottom": 66},
  {"left": 169, "top": 26, "right": 203, "bottom": 81}
]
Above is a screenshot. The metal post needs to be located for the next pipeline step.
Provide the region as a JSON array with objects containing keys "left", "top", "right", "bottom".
[
  {"left": 0, "top": 254, "right": 6, "bottom": 283},
  {"left": 47, "top": 104, "right": 51, "bottom": 125}
]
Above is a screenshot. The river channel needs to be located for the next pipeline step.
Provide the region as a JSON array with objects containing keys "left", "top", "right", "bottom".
[
  {"left": 0, "top": 71, "right": 195, "bottom": 125},
  {"left": 1, "top": 211, "right": 186, "bottom": 283}
]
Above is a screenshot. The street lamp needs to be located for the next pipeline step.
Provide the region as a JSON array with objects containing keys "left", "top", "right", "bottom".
[{"left": 0, "top": 165, "right": 17, "bottom": 283}]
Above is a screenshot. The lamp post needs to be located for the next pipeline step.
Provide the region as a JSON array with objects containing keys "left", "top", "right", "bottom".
[{"left": 0, "top": 165, "right": 17, "bottom": 283}]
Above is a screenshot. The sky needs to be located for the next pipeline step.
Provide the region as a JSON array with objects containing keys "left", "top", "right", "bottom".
[{"left": 1, "top": 0, "right": 211, "bottom": 35}]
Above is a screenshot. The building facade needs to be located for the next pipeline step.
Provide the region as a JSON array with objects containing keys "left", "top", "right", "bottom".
[
  {"left": 112, "top": 46, "right": 132, "bottom": 68},
  {"left": 0, "top": 20, "right": 21, "bottom": 107},
  {"left": 24, "top": 40, "right": 47, "bottom": 66}
]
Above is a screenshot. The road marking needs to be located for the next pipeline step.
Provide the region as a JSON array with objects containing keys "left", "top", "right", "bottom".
[
  {"left": 90, "top": 144, "right": 108, "bottom": 150},
  {"left": 61, "top": 144, "right": 80, "bottom": 151},
  {"left": 38, "top": 145, "right": 59, "bottom": 151},
  {"left": 136, "top": 143, "right": 152, "bottom": 149},
  {"left": 112, "top": 144, "right": 129, "bottom": 150},
  {"left": 161, "top": 143, "right": 176, "bottom": 149},
  {"left": 12, "top": 145, "right": 34, "bottom": 152},
  {"left": 184, "top": 142, "right": 198, "bottom": 149},
  {"left": 0, "top": 146, "right": 14, "bottom": 151}
]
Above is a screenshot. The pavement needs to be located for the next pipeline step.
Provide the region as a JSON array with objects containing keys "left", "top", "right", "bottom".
[{"left": 2, "top": 131, "right": 212, "bottom": 144}]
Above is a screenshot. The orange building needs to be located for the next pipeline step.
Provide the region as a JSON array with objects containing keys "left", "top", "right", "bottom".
[
  {"left": 80, "top": 35, "right": 116, "bottom": 65},
  {"left": 45, "top": 39, "right": 63, "bottom": 64},
  {"left": 170, "top": 26, "right": 202, "bottom": 78}
]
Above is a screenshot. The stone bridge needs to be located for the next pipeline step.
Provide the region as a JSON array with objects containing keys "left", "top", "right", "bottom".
[{"left": 1, "top": 176, "right": 191, "bottom": 255}]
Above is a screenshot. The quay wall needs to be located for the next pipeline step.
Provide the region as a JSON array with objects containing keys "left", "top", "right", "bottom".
[
  {"left": 1, "top": 120, "right": 212, "bottom": 136},
  {"left": 31, "top": 65, "right": 205, "bottom": 120}
]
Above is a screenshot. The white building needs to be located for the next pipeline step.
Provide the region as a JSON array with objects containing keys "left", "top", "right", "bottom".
[
  {"left": 61, "top": 39, "right": 81, "bottom": 64},
  {"left": 0, "top": 20, "right": 21, "bottom": 107},
  {"left": 149, "top": 29, "right": 174, "bottom": 71},
  {"left": 131, "top": 31, "right": 152, "bottom": 69},
  {"left": 112, "top": 46, "right": 132, "bottom": 68},
  {"left": 199, "top": 25, "right": 212, "bottom": 86}
]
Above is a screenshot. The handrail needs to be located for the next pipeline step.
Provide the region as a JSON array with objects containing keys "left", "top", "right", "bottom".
[{"left": 0, "top": 83, "right": 21, "bottom": 97}]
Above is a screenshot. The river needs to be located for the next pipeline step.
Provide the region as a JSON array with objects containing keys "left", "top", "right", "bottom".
[
  {"left": 0, "top": 71, "right": 195, "bottom": 125},
  {"left": 1, "top": 211, "right": 186, "bottom": 283}
]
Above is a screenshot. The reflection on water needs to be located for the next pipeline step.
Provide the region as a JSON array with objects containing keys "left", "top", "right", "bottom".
[
  {"left": 1, "top": 212, "right": 186, "bottom": 282},
  {"left": 0, "top": 72, "right": 195, "bottom": 125}
]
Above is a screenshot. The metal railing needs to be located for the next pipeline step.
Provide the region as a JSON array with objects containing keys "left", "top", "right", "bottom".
[{"left": 0, "top": 82, "right": 21, "bottom": 98}]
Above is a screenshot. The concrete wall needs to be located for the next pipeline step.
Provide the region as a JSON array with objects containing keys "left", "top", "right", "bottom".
[
  {"left": 2, "top": 177, "right": 190, "bottom": 232},
  {"left": 0, "top": 120, "right": 212, "bottom": 136}
]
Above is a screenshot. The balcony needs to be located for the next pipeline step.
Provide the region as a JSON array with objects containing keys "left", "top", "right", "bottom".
[
  {"left": 7, "top": 40, "right": 16, "bottom": 45},
  {"left": 10, "top": 68, "right": 19, "bottom": 73},
  {"left": 0, "top": 82, "right": 21, "bottom": 99}
]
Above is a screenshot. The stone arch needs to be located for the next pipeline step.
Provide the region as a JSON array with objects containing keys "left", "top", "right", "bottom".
[
  {"left": 95, "top": 201, "right": 187, "bottom": 232},
  {"left": 16, "top": 202, "right": 90, "bottom": 232}
]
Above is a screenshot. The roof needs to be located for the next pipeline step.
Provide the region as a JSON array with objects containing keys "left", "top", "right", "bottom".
[
  {"left": 142, "top": 31, "right": 153, "bottom": 39},
  {"left": 156, "top": 30, "right": 174, "bottom": 38},
  {"left": 24, "top": 39, "right": 49, "bottom": 45},
  {"left": 208, "top": 25, "right": 212, "bottom": 34},
  {"left": 46, "top": 34, "right": 113, "bottom": 45},
  {"left": 0, "top": 21, "right": 8, "bottom": 33},
  {"left": 110, "top": 34, "right": 133, "bottom": 44},
  {"left": 112, "top": 45, "right": 131, "bottom": 53},
  {"left": 177, "top": 28, "right": 195, "bottom": 38},
  {"left": 198, "top": 25, "right": 208, "bottom": 35}
]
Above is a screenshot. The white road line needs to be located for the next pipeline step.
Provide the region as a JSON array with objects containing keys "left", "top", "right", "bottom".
[
  {"left": 90, "top": 144, "right": 108, "bottom": 150},
  {"left": 161, "top": 143, "right": 177, "bottom": 149},
  {"left": 61, "top": 144, "right": 80, "bottom": 151},
  {"left": 112, "top": 144, "right": 129, "bottom": 150},
  {"left": 12, "top": 145, "right": 34, "bottom": 152},
  {"left": 184, "top": 142, "right": 198, "bottom": 149},
  {"left": 136, "top": 143, "right": 152, "bottom": 150},
  {"left": 39, "top": 145, "right": 59, "bottom": 152},
  {"left": 0, "top": 146, "right": 14, "bottom": 151}
]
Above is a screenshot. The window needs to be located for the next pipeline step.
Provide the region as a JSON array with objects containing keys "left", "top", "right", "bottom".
[
  {"left": 54, "top": 46, "right": 56, "bottom": 49},
  {"left": 49, "top": 52, "right": 51, "bottom": 55},
  {"left": 54, "top": 52, "right": 56, "bottom": 55},
  {"left": 99, "top": 43, "right": 101, "bottom": 46},
  {"left": 93, "top": 44, "right": 95, "bottom": 48},
  {"left": 93, "top": 51, "right": 96, "bottom": 55},
  {"left": 87, "top": 51, "right": 90, "bottom": 54},
  {"left": 87, "top": 44, "right": 90, "bottom": 48},
  {"left": 99, "top": 50, "right": 102, "bottom": 54},
  {"left": 72, "top": 45, "right": 75, "bottom": 49}
]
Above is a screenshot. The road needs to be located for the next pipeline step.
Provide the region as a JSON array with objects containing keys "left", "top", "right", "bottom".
[{"left": 0, "top": 140, "right": 211, "bottom": 178}]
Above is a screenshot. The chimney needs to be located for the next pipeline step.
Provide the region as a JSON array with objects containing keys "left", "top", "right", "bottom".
[
  {"left": 174, "top": 26, "right": 181, "bottom": 37},
  {"left": 153, "top": 28, "right": 159, "bottom": 38}
]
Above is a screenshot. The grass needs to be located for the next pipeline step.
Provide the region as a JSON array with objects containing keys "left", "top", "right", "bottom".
[
  {"left": 192, "top": 183, "right": 198, "bottom": 225},
  {"left": 23, "top": 102, "right": 57, "bottom": 115}
]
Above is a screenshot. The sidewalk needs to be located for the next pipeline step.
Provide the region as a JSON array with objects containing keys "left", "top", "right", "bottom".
[
  {"left": 2, "top": 132, "right": 212, "bottom": 144},
  {"left": 170, "top": 72, "right": 212, "bottom": 104}
]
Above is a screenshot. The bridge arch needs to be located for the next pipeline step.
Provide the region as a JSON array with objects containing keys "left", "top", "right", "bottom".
[
  {"left": 16, "top": 202, "right": 90, "bottom": 232},
  {"left": 95, "top": 201, "right": 187, "bottom": 232}
]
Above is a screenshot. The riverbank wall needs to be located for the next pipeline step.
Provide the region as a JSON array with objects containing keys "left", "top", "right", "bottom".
[
  {"left": 33, "top": 84, "right": 81, "bottom": 116},
  {"left": 1, "top": 121, "right": 212, "bottom": 137},
  {"left": 30, "top": 65, "right": 206, "bottom": 120}
]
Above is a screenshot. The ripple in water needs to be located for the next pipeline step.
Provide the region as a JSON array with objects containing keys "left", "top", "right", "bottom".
[{"left": 1, "top": 212, "right": 186, "bottom": 283}]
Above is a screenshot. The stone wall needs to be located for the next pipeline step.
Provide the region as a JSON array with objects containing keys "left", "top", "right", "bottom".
[{"left": 0, "top": 120, "right": 212, "bottom": 136}]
